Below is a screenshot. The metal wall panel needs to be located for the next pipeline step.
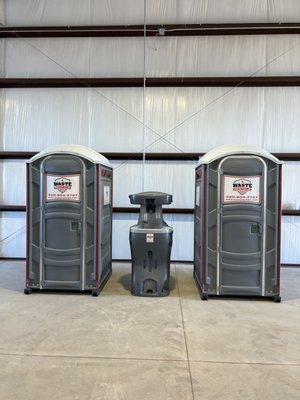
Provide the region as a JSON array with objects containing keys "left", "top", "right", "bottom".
[
  {"left": 2, "top": 88, "right": 300, "bottom": 153},
  {"left": 0, "top": 212, "right": 26, "bottom": 257},
  {"left": 0, "top": 0, "right": 300, "bottom": 263},
  {"left": 3, "top": 1, "right": 300, "bottom": 26},
  {"left": 2, "top": 35, "right": 300, "bottom": 78},
  {"left": 0, "top": 0, "right": 4, "bottom": 26}
]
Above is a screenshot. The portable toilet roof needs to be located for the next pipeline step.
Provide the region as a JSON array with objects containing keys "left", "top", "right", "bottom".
[
  {"left": 27, "top": 144, "right": 112, "bottom": 168},
  {"left": 197, "top": 145, "right": 282, "bottom": 167}
]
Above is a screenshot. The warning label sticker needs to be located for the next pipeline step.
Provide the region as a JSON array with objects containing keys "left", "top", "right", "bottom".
[
  {"left": 103, "top": 185, "right": 110, "bottom": 205},
  {"left": 46, "top": 174, "right": 80, "bottom": 202},
  {"left": 146, "top": 233, "right": 154, "bottom": 243},
  {"left": 195, "top": 185, "right": 200, "bottom": 207},
  {"left": 222, "top": 175, "right": 261, "bottom": 204}
]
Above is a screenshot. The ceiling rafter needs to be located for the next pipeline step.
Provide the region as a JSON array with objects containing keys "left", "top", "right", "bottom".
[{"left": 1, "top": 23, "right": 300, "bottom": 38}]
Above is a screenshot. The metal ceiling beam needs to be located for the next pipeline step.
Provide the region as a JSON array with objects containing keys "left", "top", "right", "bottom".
[
  {"left": 0, "top": 205, "right": 299, "bottom": 216},
  {"left": 0, "top": 152, "right": 299, "bottom": 162},
  {"left": 1, "top": 76, "right": 300, "bottom": 88},
  {"left": 1, "top": 23, "right": 300, "bottom": 38}
]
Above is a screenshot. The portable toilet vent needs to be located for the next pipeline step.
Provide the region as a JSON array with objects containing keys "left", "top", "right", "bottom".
[
  {"left": 25, "top": 144, "right": 113, "bottom": 296},
  {"left": 129, "top": 192, "right": 173, "bottom": 297},
  {"left": 194, "top": 145, "right": 282, "bottom": 302}
]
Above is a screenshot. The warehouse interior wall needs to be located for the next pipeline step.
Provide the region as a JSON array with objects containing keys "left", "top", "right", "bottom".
[
  {"left": 3, "top": 0, "right": 300, "bottom": 25},
  {"left": 0, "top": 1, "right": 4, "bottom": 26},
  {"left": 0, "top": 0, "right": 299, "bottom": 262}
]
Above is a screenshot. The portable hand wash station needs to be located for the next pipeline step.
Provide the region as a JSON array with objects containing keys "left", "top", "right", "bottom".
[
  {"left": 194, "top": 145, "right": 282, "bottom": 302},
  {"left": 129, "top": 192, "right": 173, "bottom": 297},
  {"left": 25, "top": 145, "right": 113, "bottom": 296}
]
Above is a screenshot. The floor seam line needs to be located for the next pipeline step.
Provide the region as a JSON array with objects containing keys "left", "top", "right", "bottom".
[
  {"left": 175, "top": 264, "right": 195, "bottom": 400},
  {"left": 0, "top": 352, "right": 187, "bottom": 363},
  {"left": 1, "top": 353, "right": 299, "bottom": 368},
  {"left": 189, "top": 360, "right": 300, "bottom": 366}
]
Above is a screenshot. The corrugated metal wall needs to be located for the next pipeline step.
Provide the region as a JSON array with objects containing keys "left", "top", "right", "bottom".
[
  {"left": 0, "top": 0, "right": 299, "bottom": 262},
  {"left": 3, "top": 0, "right": 300, "bottom": 25}
]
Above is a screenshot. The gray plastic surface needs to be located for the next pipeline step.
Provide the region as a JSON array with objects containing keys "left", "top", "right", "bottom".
[
  {"left": 129, "top": 192, "right": 173, "bottom": 297},
  {"left": 194, "top": 153, "right": 280, "bottom": 299},
  {"left": 26, "top": 152, "right": 112, "bottom": 293},
  {"left": 129, "top": 191, "right": 172, "bottom": 205}
]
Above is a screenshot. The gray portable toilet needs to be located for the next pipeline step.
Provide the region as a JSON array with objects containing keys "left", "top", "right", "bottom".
[
  {"left": 25, "top": 144, "right": 113, "bottom": 296},
  {"left": 194, "top": 145, "right": 282, "bottom": 302}
]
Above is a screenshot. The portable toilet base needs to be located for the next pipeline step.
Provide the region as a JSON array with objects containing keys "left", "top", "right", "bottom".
[
  {"left": 24, "top": 270, "right": 112, "bottom": 297},
  {"left": 194, "top": 145, "right": 282, "bottom": 302},
  {"left": 25, "top": 145, "right": 113, "bottom": 296}
]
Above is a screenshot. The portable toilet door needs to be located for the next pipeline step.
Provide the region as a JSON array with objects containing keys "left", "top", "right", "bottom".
[
  {"left": 25, "top": 144, "right": 113, "bottom": 296},
  {"left": 194, "top": 145, "right": 282, "bottom": 302}
]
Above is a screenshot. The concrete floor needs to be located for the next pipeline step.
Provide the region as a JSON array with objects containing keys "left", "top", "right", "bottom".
[{"left": 0, "top": 261, "right": 299, "bottom": 400}]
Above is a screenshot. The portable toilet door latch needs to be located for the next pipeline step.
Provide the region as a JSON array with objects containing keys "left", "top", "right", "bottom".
[
  {"left": 250, "top": 223, "right": 263, "bottom": 235},
  {"left": 70, "top": 220, "right": 82, "bottom": 231}
]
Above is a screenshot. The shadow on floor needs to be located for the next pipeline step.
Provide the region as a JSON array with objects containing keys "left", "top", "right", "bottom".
[{"left": 119, "top": 273, "right": 176, "bottom": 293}]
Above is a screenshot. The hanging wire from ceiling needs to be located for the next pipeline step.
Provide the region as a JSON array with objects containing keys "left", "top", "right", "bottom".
[{"left": 141, "top": 0, "right": 147, "bottom": 191}]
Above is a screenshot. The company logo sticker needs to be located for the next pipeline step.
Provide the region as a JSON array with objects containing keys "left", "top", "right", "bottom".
[
  {"left": 46, "top": 174, "right": 80, "bottom": 202},
  {"left": 223, "top": 175, "right": 261, "bottom": 204},
  {"left": 232, "top": 178, "right": 252, "bottom": 196},
  {"left": 54, "top": 177, "right": 72, "bottom": 194}
]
